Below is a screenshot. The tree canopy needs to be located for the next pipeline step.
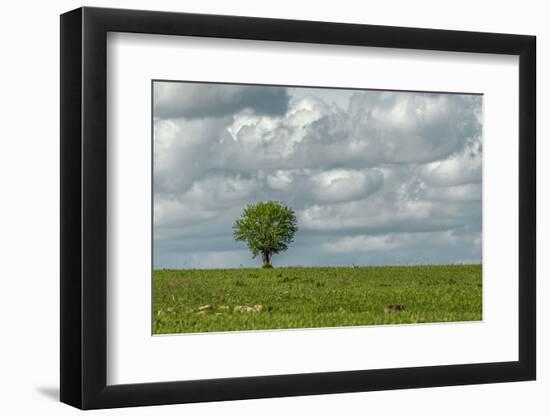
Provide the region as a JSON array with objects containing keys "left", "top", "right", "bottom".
[{"left": 233, "top": 201, "right": 298, "bottom": 268}]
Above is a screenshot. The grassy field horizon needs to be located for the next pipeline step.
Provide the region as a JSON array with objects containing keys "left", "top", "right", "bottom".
[{"left": 153, "top": 264, "right": 482, "bottom": 334}]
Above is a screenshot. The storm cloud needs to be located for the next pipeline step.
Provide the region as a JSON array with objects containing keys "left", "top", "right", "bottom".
[
  {"left": 153, "top": 81, "right": 482, "bottom": 269},
  {"left": 154, "top": 82, "right": 290, "bottom": 119}
]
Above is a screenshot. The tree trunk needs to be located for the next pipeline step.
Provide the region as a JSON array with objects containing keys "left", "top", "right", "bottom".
[{"left": 261, "top": 251, "right": 272, "bottom": 268}]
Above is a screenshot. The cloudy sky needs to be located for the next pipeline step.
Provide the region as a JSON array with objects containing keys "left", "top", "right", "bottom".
[{"left": 153, "top": 81, "right": 482, "bottom": 269}]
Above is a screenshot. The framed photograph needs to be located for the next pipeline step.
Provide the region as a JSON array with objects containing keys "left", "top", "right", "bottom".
[{"left": 60, "top": 6, "right": 536, "bottom": 409}]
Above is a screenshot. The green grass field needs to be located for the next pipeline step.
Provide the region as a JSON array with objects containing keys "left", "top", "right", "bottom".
[{"left": 153, "top": 264, "right": 482, "bottom": 334}]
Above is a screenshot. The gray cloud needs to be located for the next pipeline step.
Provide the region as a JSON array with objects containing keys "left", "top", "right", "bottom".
[
  {"left": 153, "top": 82, "right": 482, "bottom": 269},
  {"left": 154, "top": 82, "right": 290, "bottom": 119}
]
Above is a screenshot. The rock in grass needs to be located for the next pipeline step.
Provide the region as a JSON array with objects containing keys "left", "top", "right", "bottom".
[
  {"left": 234, "top": 304, "right": 263, "bottom": 313},
  {"left": 384, "top": 304, "right": 405, "bottom": 314}
]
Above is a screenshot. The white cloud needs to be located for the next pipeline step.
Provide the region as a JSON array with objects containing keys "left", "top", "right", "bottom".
[
  {"left": 421, "top": 156, "right": 482, "bottom": 187},
  {"left": 420, "top": 183, "right": 482, "bottom": 202},
  {"left": 323, "top": 230, "right": 481, "bottom": 265},
  {"left": 309, "top": 169, "right": 383, "bottom": 202},
  {"left": 264, "top": 168, "right": 383, "bottom": 203},
  {"left": 266, "top": 169, "right": 295, "bottom": 190},
  {"left": 323, "top": 234, "right": 400, "bottom": 253}
]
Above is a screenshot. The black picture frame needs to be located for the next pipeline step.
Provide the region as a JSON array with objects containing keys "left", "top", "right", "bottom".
[{"left": 60, "top": 6, "right": 536, "bottom": 410}]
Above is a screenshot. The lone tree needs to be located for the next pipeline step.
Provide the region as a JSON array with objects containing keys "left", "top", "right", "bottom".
[{"left": 233, "top": 201, "right": 298, "bottom": 268}]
